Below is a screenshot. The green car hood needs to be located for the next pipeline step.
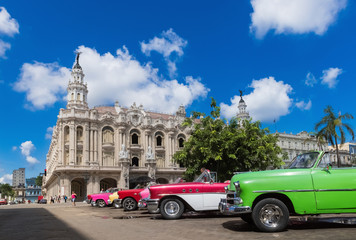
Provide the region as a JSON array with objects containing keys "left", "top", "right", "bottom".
[{"left": 229, "top": 168, "right": 313, "bottom": 193}]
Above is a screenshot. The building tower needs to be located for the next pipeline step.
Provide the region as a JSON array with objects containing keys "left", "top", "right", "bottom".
[
  {"left": 12, "top": 168, "right": 25, "bottom": 187},
  {"left": 236, "top": 91, "right": 250, "bottom": 123},
  {"left": 66, "top": 52, "right": 89, "bottom": 110}
]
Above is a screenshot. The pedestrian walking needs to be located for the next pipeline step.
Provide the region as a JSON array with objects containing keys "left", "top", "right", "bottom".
[
  {"left": 71, "top": 191, "right": 77, "bottom": 206},
  {"left": 64, "top": 195, "right": 67, "bottom": 203}
]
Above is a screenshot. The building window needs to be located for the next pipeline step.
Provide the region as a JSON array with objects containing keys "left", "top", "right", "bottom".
[
  {"left": 177, "top": 134, "right": 186, "bottom": 148},
  {"left": 102, "top": 126, "right": 114, "bottom": 144},
  {"left": 132, "top": 134, "right": 138, "bottom": 144},
  {"left": 130, "top": 129, "right": 140, "bottom": 145},
  {"left": 132, "top": 157, "right": 139, "bottom": 167},
  {"left": 77, "top": 126, "right": 83, "bottom": 141},
  {"left": 179, "top": 138, "right": 184, "bottom": 148},
  {"left": 156, "top": 136, "right": 162, "bottom": 146}
]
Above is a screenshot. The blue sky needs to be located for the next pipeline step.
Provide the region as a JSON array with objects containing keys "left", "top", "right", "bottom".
[{"left": 0, "top": 0, "right": 355, "bottom": 183}]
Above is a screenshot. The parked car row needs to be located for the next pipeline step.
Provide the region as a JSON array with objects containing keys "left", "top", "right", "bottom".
[{"left": 86, "top": 151, "right": 356, "bottom": 232}]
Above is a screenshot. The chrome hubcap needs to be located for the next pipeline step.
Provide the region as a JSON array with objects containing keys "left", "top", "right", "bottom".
[
  {"left": 164, "top": 201, "right": 180, "bottom": 216},
  {"left": 98, "top": 200, "right": 105, "bottom": 207},
  {"left": 124, "top": 199, "right": 135, "bottom": 210},
  {"left": 259, "top": 204, "right": 283, "bottom": 228}
]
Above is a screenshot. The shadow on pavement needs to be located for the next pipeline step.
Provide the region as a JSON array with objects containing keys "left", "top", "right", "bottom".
[
  {"left": 222, "top": 217, "right": 356, "bottom": 232},
  {"left": 0, "top": 208, "right": 87, "bottom": 240}
]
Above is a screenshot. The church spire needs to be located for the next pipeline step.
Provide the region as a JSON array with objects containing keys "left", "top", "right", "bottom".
[
  {"left": 66, "top": 52, "right": 88, "bottom": 110},
  {"left": 236, "top": 90, "right": 249, "bottom": 124}
]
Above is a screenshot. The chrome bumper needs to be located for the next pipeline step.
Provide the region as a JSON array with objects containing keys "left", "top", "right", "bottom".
[
  {"left": 146, "top": 199, "right": 159, "bottom": 212},
  {"left": 113, "top": 199, "right": 122, "bottom": 207},
  {"left": 219, "top": 198, "right": 251, "bottom": 214},
  {"left": 138, "top": 199, "right": 147, "bottom": 208}
]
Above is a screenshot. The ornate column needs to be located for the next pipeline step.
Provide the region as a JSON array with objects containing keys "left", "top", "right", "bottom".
[
  {"left": 59, "top": 124, "right": 64, "bottom": 165},
  {"left": 119, "top": 145, "right": 130, "bottom": 189},
  {"left": 89, "top": 128, "right": 93, "bottom": 165},
  {"left": 84, "top": 123, "right": 90, "bottom": 166},
  {"left": 69, "top": 125, "right": 75, "bottom": 165},
  {"left": 94, "top": 127, "right": 98, "bottom": 165},
  {"left": 114, "top": 128, "right": 119, "bottom": 166}
]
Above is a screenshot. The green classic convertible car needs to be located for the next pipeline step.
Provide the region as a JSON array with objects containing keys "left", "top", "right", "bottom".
[{"left": 219, "top": 151, "right": 356, "bottom": 232}]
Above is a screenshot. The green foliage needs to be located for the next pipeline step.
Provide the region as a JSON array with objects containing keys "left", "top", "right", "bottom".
[
  {"left": 174, "top": 98, "right": 285, "bottom": 181},
  {"left": 315, "top": 105, "right": 354, "bottom": 167},
  {"left": 35, "top": 175, "right": 43, "bottom": 187},
  {"left": 0, "top": 183, "right": 15, "bottom": 198}
]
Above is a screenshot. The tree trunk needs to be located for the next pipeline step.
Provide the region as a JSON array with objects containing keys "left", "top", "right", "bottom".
[{"left": 335, "top": 137, "right": 340, "bottom": 168}]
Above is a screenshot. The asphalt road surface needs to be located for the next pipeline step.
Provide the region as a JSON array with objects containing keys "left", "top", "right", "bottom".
[{"left": 1, "top": 202, "right": 356, "bottom": 240}]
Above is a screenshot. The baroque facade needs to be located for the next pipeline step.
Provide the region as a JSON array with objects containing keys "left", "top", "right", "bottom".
[
  {"left": 276, "top": 131, "right": 328, "bottom": 164},
  {"left": 43, "top": 54, "right": 190, "bottom": 201}
]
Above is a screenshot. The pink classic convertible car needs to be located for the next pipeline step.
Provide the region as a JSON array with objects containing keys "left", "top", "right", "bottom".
[
  {"left": 143, "top": 170, "right": 229, "bottom": 219},
  {"left": 87, "top": 187, "right": 119, "bottom": 208}
]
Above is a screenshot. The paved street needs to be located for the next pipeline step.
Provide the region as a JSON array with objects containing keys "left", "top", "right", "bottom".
[{"left": 1, "top": 203, "right": 356, "bottom": 240}]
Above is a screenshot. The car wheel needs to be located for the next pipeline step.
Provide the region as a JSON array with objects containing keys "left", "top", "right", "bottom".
[
  {"left": 97, "top": 199, "right": 106, "bottom": 208},
  {"left": 114, "top": 201, "right": 121, "bottom": 209},
  {"left": 123, "top": 198, "right": 137, "bottom": 211},
  {"left": 252, "top": 198, "right": 289, "bottom": 232},
  {"left": 240, "top": 213, "right": 254, "bottom": 224},
  {"left": 160, "top": 198, "right": 184, "bottom": 220}
]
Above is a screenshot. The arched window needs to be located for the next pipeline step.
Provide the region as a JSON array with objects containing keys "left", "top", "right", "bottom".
[
  {"left": 77, "top": 93, "right": 81, "bottom": 101},
  {"left": 132, "top": 157, "right": 139, "bottom": 167},
  {"left": 177, "top": 134, "right": 186, "bottom": 148},
  {"left": 130, "top": 129, "right": 140, "bottom": 145},
  {"left": 132, "top": 134, "right": 138, "bottom": 144},
  {"left": 155, "top": 131, "right": 164, "bottom": 147},
  {"left": 77, "top": 126, "right": 83, "bottom": 141},
  {"left": 102, "top": 126, "right": 114, "bottom": 144},
  {"left": 64, "top": 126, "right": 70, "bottom": 142},
  {"left": 156, "top": 136, "right": 162, "bottom": 146}
]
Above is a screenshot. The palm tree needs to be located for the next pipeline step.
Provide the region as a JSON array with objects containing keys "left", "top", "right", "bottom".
[{"left": 315, "top": 105, "right": 355, "bottom": 167}]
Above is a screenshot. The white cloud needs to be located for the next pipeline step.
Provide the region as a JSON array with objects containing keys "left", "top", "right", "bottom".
[
  {"left": 12, "top": 146, "right": 17, "bottom": 151},
  {"left": 0, "top": 174, "right": 12, "bottom": 184},
  {"left": 305, "top": 72, "right": 317, "bottom": 87},
  {"left": 14, "top": 45, "right": 209, "bottom": 114},
  {"left": 321, "top": 67, "right": 342, "bottom": 88},
  {"left": 296, "top": 99, "right": 312, "bottom": 110},
  {"left": 221, "top": 77, "right": 293, "bottom": 122},
  {"left": 0, "top": 39, "right": 10, "bottom": 58},
  {"left": 250, "top": 0, "right": 347, "bottom": 39},
  {"left": 0, "top": 7, "right": 19, "bottom": 36},
  {"left": 14, "top": 62, "right": 70, "bottom": 110},
  {"left": 141, "top": 28, "right": 187, "bottom": 78},
  {"left": 20, "top": 141, "right": 39, "bottom": 164},
  {"left": 46, "top": 127, "right": 54, "bottom": 139},
  {"left": 0, "top": 7, "right": 19, "bottom": 58}
]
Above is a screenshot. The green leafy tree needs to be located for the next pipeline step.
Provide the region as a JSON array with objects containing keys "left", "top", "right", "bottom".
[
  {"left": 174, "top": 98, "right": 285, "bottom": 181},
  {"left": 35, "top": 175, "right": 43, "bottom": 187},
  {"left": 315, "top": 105, "right": 355, "bottom": 167},
  {"left": 0, "top": 183, "right": 15, "bottom": 198}
]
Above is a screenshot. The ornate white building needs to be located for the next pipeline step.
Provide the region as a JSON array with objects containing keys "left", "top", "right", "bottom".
[
  {"left": 43, "top": 54, "right": 190, "bottom": 201},
  {"left": 276, "top": 131, "right": 328, "bottom": 164},
  {"left": 236, "top": 94, "right": 328, "bottom": 165}
]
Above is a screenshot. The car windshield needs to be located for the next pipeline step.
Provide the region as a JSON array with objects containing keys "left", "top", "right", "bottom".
[
  {"left": 193, "top": 170, "right": 212, "bottom": 183},
  {"left": 288, "top": 152, "right": 320, "bottom": 169}
]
